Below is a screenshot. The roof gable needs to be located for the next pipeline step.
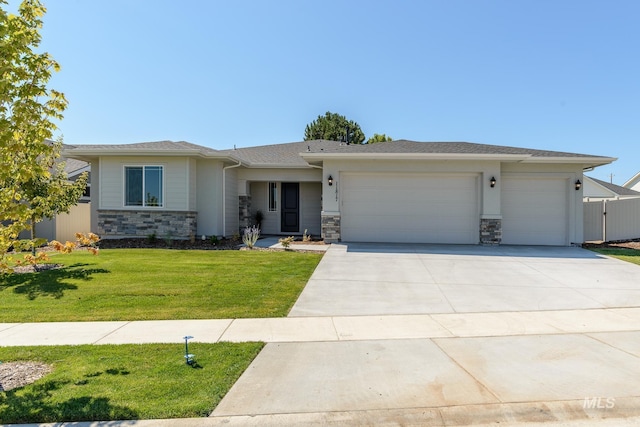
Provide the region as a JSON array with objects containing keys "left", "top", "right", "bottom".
[
  {"left": 589, "top": 176, "right": 640, "bottom": 196},
  {"left": 623, "top": 171, "right": 640, "bottom": 190}
]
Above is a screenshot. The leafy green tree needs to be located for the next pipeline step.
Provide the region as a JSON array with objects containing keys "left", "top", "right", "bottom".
[
  {"left": 304, "top": 111, "right": 365, "bottom": 144},
  {"left": 0, "top": 0, "right": 87, "bottom": 270},
  {"left": 366, "top": 133, "right": 393, "bottom": 144},
  {"left": 22, "top": 146, "right": 88, "bottom": 255}
]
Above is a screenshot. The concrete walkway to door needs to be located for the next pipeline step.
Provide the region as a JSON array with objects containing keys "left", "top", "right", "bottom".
[{"left": 213, "top": 243, "right": 640, "bottom": 426}]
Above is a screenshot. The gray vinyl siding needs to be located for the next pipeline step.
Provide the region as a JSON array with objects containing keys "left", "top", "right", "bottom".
[
  {"left": 98, "top": 156, "right": 191, "bottom": 211},
  {"left": 188, "top": 158, "right": 197, "bottom": 211},
  {"left": 196, "top": 159, "right": 224, "bottom": 236},
  {"left": 250, "top": 181, "right": 279, "bottom": 234},
  {"left": 300, "top": 182, "right": 321, "bottom": 236},
  {"left": 225, "top": 167, "right": 239, "bottom": 236}
]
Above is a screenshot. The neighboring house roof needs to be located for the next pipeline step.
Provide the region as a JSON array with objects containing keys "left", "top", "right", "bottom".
[
  {"left": 63, "top": 139, "right": 616, "bottom": 169},
  {"left": 623, "top": 171, "right": 640, "bottom": 190},
  {"left": 585, "top": 176, "right": 640, "bottom": 197},
  {"left": 64, "top": 157, "right": 90, "bottom": 177}
]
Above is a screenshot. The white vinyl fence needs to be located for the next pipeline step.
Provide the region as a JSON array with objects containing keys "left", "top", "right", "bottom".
[{"left": 584, "top": 198, "right": 640, "bottom": 242}]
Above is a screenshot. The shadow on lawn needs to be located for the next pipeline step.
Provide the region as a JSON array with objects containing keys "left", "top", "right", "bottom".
[
  {"left": 0, "top": 379, "right": 138, "bottom": 424},
  {"left": 0, "top": 264, "right": 110, "bottom": 300}
]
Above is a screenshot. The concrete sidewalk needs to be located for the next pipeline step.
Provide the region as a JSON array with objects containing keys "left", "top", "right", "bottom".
[{"left": 1, "top": 307, "right": 640, "bottom": 346}]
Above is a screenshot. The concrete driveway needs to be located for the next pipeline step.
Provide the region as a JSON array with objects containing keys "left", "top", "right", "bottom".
[
  {"left": 289, "top": 243, "right": 640, "bottom": 316},
  {"left": 213, "top": 244, "right": 640, "bottom": 425}
]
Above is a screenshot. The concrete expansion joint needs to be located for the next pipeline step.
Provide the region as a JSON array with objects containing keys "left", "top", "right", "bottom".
[{"left": 93, "top": 321, "right": 133, "bottom": 344}]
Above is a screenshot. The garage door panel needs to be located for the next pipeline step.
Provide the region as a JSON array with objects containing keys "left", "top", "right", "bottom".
[
  {"left": 501, "top": 177, "right": 568, "bottom": 246},
  {"left": 342, "top": 173, "right": 478, "bottom": 244}
]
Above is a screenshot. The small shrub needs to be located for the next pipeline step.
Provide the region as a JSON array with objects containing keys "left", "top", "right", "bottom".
[
  {"left": 279, "top": 236, "right": 295, "bottom": 249},
  {"left": 147, "top": 232, "right": 157, "bottom": 244},
  {"left": 164, "top": 231, "right": 173, "bottom": 246},
  {"left": 242, "top": 226, "right": 260, "bottom": 249},
  {"left": 303, "top": 229, "right": 312, "bottom": 242},
  {"left": 254, "top": 209, "right": 264, "bottom": 228},
  {"left": 209, "top": 235, "right": 219, "bottom": 245}
]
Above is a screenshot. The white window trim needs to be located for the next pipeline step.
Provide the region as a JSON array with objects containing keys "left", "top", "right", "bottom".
[
  {"left": 123, "top": 165, "right": 165, "bottom": 208},
  {"left": 268, "top": 182, "right": 278, "bottom": 212}
]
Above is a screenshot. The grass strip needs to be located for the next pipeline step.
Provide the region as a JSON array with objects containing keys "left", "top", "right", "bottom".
[
  {"left": 0, "top": 342, "right": 263, "bottom": 423},
  {"left": 590, "top": 248, "right": 640, "bottom": 266}
]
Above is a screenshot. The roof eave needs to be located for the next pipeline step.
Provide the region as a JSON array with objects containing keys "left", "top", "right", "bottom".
[
  {"left": 519, "top": 156, "right": 616, "bottom": 167},
  {"left": 237, "top": 161, "right": 319, "bottom": 169},
  {"left": 62, "top": 147, "right": 238, "bottom": 161}
]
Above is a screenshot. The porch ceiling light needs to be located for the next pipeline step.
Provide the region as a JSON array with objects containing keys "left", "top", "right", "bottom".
[
  {"left": 328, "top": 175, "right": 334, "bottom": 186},
  {"left": 490, "top": 176, "right": 496, "bottom": 188},
  {"left": 575, "top": 179, "right": 582, "bottom": 190}
]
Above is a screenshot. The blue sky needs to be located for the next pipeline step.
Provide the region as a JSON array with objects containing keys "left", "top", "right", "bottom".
[{"left": 11, "top": 0, "right": 640, "bottom": 184}]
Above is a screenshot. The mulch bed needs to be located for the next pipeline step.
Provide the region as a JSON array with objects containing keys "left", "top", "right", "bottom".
[
  {"left": 0, "top": 361, "right": 52, "bottom": 392},
  {"left": 582, "top": 239, "right": 640, "bottom": 250},
  {"left": 97, "top": 237, "right": 242, "bottom": 250},
  {"left": 97, "top": 237, "right": 329, "bottom": 251}
]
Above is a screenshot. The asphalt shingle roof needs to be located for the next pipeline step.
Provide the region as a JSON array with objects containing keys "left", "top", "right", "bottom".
[
  {"left": 64, "top": 140, "right": 220, "bottom": 154},
  {"left": 219, "top": 140, "right": 341, "bottom": 166},
  {"left": 224, "top": 139, "right": 609, "bottom": 166},
  {"left": 588, "top": 176, "right": 640, "bottom": 196},
  {"left": 303, "top": 140, "right": 606, "bottom": 158},
  {"left": 64, "top": 139, "right": 613, "bottom": 167}
]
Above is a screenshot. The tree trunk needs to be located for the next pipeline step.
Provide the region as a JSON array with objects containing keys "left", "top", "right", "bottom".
[{"left": 30, "top": 215, "right": 36, "bottom": 257}]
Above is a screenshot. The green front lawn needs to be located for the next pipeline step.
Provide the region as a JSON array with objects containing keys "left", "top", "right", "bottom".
[
  {"left": 590, "top": 248, "right": 640, "bottom": 266},
  {"left": 0, "top": 249, "right": 323, "bottom": 322},
  {"left": 0, "top": 342, "right": 263, "bottom": 423}
]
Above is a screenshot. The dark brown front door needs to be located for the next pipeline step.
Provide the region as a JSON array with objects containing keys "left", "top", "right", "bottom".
[{"left": 281, "top": 183, "right": 299, "bottom": 232}]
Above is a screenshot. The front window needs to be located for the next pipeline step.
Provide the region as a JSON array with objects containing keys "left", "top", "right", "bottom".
[
  {"left": 125, "top": 166, "right": 163, "bottom": 207},
  {"left": 268, "top": 182, "right": 277, "bottom": 211}
]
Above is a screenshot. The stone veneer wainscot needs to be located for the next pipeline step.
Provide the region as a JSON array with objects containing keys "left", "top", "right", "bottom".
[
  {"left": 321, "top": 213, "right": 341, "bottom": 243},
  {"left": 98, "top": 210, "right": 197, "bottom": 239},
  {"left": 480, "top": 218, "right": 502, "bottom": 245}
]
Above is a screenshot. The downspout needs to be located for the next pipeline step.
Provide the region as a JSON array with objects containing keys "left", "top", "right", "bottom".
[{"left": 222, "top": 159, "right": 242, "bottom": 237}]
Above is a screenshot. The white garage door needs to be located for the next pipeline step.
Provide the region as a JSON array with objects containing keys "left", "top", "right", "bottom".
[
  {"left": 501, "top": 176, "right": 568, "bottom": 245},
  {"left": 341, "top": 173, "right": 479, "bottom": 244}
]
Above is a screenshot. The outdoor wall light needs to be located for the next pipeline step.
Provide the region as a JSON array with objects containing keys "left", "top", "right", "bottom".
[
  {"left": 490, "top": 176, "right": 497, "bottom": 188},
  {"left": 328, "top": 175, "right": 334, "bottom": 186},
  {"left": 575, "top": 179, "right": 582, "bottom": 191}
]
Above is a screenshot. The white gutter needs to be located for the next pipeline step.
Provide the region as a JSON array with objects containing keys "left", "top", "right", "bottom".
[{"left": 222, "top": 159, "right": 242, "bottom": 237}]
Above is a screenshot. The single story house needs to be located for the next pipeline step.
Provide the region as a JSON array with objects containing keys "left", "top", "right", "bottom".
[
  {"left": 62, "top": 139, "right": 615, "bottom": 246},
  {"left": 583, "top": 176, "right": 640, "bottom": 201}
]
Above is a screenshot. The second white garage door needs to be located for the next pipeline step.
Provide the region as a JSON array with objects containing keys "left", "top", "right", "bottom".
[
  {"left": 501, "top": 176, "right": 569, "bottom": 245},
  {"left": 341, "top": 173, "right": 479, "bottom": 244}
]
